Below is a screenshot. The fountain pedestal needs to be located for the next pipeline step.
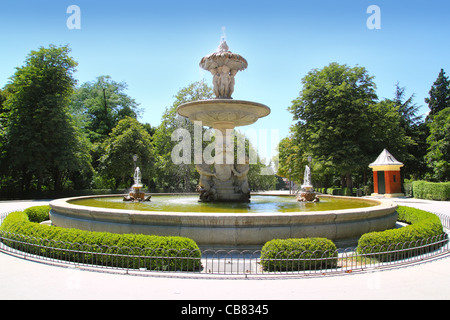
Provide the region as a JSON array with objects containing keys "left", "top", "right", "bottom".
[
  {"left": 128, "top": 185, "right": 146, "bottom": 201},
  {"left": 297, "top": 186, "right": 319, "bottom": 202}
]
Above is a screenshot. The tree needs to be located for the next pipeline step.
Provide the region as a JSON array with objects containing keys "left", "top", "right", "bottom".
[
  {"left": 3, "top": 45, "right": 91, "bottom": 191},
  {"left": 425, "top": 69, "right": 450, "bottom": 119},
  {"left": 152, "top": 81, "right": 214, "bottom": 192},
  {"left": 364, "top": 98, "right": 414, "bottom": 186},
  {"left": 276, "top": 136, "right": 304, "bottom": 184},
  {"left": 233, "top": 129, "right": 277, "bottom": 191},
  {"left": 0, "top": 88, "right": 5, "bottom": 110},
  {"left": 288, "top": 63, "right": 378, "bottom": 188},
  {"left": 70, "top": 75, "right": 142, "bottom": 144},
  {"left": 0, "top": 89, "right": 7, "bottom": 178},
  {"left": 98, "top": 117, "right": 154, "bottom": 189},
  {"left": 392, "top": 82, "right": 428, "bottom": 179},
  {"left": 393, "top": 82, "right": 422, "bottom": 130},
  {"left": 425, "top": 107, "right": 450, "bottom": 181}
]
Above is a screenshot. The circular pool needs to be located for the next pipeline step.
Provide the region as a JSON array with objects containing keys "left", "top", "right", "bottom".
[{"left": 49, "top": 194, "right": 398, "bottom": 247}]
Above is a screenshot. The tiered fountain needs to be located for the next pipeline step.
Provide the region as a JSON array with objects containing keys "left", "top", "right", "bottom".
[
  {"left": 49, "top": 39, "right": 399, "bottom": 247},
  {"left": 177, "top": 40, "right": 270, "bottom": 202}
]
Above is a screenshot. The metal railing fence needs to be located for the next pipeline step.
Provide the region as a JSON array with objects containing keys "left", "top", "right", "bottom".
[{"left": 1, "top": 210, "right": 449, "bottom": 277}]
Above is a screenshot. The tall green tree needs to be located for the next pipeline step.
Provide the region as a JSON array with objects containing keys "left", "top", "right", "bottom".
[
  {"left": 3, "top": 45, "right": 91, "bottom": 191},
  {"left": 0, "top": 89, "right": 5, "bottom": 110},
  {"left": 288, "top": 63, "right": 379, "bottom": 188},
  {"left": 276, "top": 136, "right": 304, "bottom": 183},
  {"left": 393, "top": 82, "right": 422, "bottom": 129},
  {"left": 276, "top": 135, "right": 335, "bottom": 188},
  {"left": 425, "top": 107, "right": 450, "bottom": 181},
  {"left": 0, "top": 89, "right": 7, "bottom": 177},
  {"left": 425, "top": 69, "right": 450, "bottom": 119},
  {"left": 98, "top": 117, "right": 154, "bottom": 189},
  {"left": 70, "top": 75, "right": 141, "bottom": 144},
  {"left": 392, "top": 82, "right": 428, "bottom": 179},
  {"left": 152, "top": 80, "right": 213, "bottom": 192}
]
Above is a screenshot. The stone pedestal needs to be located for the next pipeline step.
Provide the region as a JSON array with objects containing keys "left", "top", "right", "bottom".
[{"left": 178, "top": 99, "right": 269, "bottom": 202}]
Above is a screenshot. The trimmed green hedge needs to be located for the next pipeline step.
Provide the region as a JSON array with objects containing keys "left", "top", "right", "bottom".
[
  {"left": 326, "top": 187, "right": 354, "bottom": 196},
  {"left": 260, "top": 238, "right": 338, "bottom": 271},
  {"left": 23, "top": 205, "right": 51, "bottom": 223},
  {"left": 412, "top": 180, "right": 450, "bottom": 201},
  {"left": 356, "top": 206, "right": 446, "bottom": 261},
  {"left": 0, "top": 206, "right": 201, "bottom": 271}
]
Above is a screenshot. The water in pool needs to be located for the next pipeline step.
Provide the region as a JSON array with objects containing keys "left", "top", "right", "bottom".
[{"left": 69, "top": 195, "right": 375, "bottom": 214}]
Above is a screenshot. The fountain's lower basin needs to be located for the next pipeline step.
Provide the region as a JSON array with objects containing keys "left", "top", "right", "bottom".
[{"left": 49, "top": 194, "right": 398, "bottom": 247}]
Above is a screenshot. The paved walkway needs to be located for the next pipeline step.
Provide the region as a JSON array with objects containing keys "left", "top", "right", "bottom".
[{"left": 1, "top": 196, "right": 450, "bottom": 300}]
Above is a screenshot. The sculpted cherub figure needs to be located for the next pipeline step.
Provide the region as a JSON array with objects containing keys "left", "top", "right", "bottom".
[
  {"left": 232, "top": 159, "right": 250, "bottom": 194},
  {"left": 195, "top": 163, "right": 217, "bottom": 202},
  {"left": 218, "top": 65, "right": 231, "bottom": 98},
  {"left": 210, "top": 68, "right": 220, "bottom": 98}
]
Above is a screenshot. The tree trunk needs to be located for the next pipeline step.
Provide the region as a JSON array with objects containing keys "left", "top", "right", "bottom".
[
  {"left": 341, "top": 175, "right": 346, "bottom": 188},
  {"left": 346, "top": 172, "right": 353, "bottom": 190},
  {"left": 37, "top": 168, "right": 43, "bottom": 192},
  {"left": 22, "top": 170, "right": 32, "bottom": 192},
  {"left": 53, "top": 169, "right": 63, "bottom": 191}
]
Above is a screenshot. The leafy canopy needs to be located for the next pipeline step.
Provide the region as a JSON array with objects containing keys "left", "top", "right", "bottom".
[{"left": 3, "top": 44, "right": 90, "bottom": 191}]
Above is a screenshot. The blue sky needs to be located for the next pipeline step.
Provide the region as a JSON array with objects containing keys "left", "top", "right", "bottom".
[{"left": 1, "top": 0, "right": 449, "bottom": 161}]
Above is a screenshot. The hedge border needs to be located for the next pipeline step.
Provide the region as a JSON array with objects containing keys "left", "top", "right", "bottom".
[
  {"left": 356, "top": 205, "right": 447, "bottom": 260},
  {"left": 1, "top": 205, "right": 447, "bottom": 272},
  {"left": 0, "top": 206, "right": 202, "bottom": 271},
  {"left": 412, "top": 180, "right": 450, "bottom": 201},
  {"left": 260, "top": 238, "right": 338, "bottom": 271}
]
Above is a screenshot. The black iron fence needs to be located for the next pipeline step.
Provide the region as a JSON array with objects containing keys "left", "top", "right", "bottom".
[{"left": 1, "top": 210, "right": 449, "bottom": 277}]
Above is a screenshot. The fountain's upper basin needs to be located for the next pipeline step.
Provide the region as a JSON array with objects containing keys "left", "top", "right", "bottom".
[
  {"left": 176, "top": 99, "right": 270, "bottom": 128},
  {"left": 49, "top": 194, "right": 398, "bottom": 247}
]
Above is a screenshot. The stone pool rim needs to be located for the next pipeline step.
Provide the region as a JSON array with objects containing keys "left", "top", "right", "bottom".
[{"left": 49, "top": 193, "right": 398, "bottom": 247}]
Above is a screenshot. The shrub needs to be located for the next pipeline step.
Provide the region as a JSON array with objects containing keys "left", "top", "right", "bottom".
[
  {"left": 315, "top": 188, "right": 327, "bottom": 194},
  {"left": 326, "top": 188, "right": 339, "bottom": 195},
  {"left": 260, "top": 238, "right": 338, "bottom": 272},
  {"left": 404, "top": 179, "right": 414, "bottom": 197},
  {"left": 23, "top": 205, "right": 51, "bottom": 223},
  {"left": 325, "top": 187, "right": 354, "bottom": 196},
  {"left": 412, "top": 180, "right": 450, "bottom": 201},
  {"left": 356, "top": 206, "right": 446, "bottom": 261},
  {"left": 0, "top": 207, "right": 201, "bottom": 271}
]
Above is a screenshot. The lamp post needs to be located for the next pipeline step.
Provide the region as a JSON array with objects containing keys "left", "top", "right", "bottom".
[
  {"left": 133, "top": 154, "right": 138, "bottom": 170},
  {"left": 307, "top": 156, "right": 312, "bottom": 188},
  {"left": 289, "top": 168, "right": 292, "bottom": 195}
]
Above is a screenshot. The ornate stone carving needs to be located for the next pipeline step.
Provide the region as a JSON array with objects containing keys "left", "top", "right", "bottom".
[{"left": 199, "top": 40, "right": 247, "bottom": 99}]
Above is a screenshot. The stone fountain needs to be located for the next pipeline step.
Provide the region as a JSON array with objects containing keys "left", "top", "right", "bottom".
[
  {"left": 48, "top": 39, "right": 399, "bottom": 248},
  {"left": 297, "top": 165, "right": 319, "bottom": 202},
  {"left": 177, "top": 40, "right": 270, "bottom": 202}
]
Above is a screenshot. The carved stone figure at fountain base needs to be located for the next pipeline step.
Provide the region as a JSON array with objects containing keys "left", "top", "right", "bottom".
[
  {"left": 123, "top": 187, "right": 151, "bottom": 202},
  {"left": 197, "top": 183, "right": 250, "bottom": 203},
  {"left": 196, "top": 163, "right": 250, "bottom": 203},
  {"left": 123, "top": 190, "right": 151, "bottom": 202},
  {"left": 296, "top": 191, "right": 320, "bottom": 202}
]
